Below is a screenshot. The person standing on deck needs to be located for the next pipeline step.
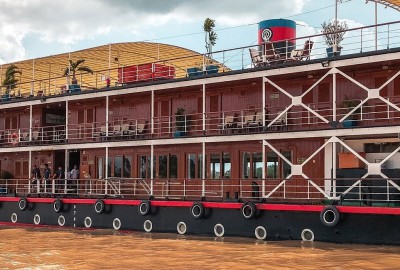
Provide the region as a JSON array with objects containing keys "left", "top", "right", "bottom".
[
  {"left": 31, "top": 165, "right": 41, "bottom": 191},
  {"left": 53, "top": 166, "right": 65, "bottom": 193},
  {"left": 70, "top": 165, "right": 79, "bottom": 192},
  {"left": 43, "top": 164, "right": 51, "bottom": 193}
]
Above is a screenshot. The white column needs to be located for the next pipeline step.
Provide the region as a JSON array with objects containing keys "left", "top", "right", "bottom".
[
  {"left": 65, "top": 100, "right": 69, "bottom": 140},
  {"left": 106, "top": 96, "right": 109, "bottom": 137},
  {"left": 151, "top": 90, "right": 154, "bottom": 134},
  {"left": 375, "top": 2, "right": 378, "bottom": 50},
  {"left": 202, "top": 84, "right": 206, "bottom": 132},
  {"left": 333, "top": 72, "right": 337, "bottom": 121},
  {"left": 262, "top": 140, "right": 266, "bottom": 197},
  {"left": 332, "top": 141, "right": 337, "bottom": 197},
  {"left": 29, "top": 105, "right": 33, "bottom": 141},
  {"left": 28, "top": 151, "right": 32, "bottom": 178},
  {"left": 262, "top": 77, "right": 266, "bottom": 125},
  {"left": 150, "top": 144, "right": 154, "bottom": 196},
  {"left": 105, "top": 147, "right": 109, "bottom": 179},
  {"left": 202, "top": 142, "right": 205, "bottom": 197}
]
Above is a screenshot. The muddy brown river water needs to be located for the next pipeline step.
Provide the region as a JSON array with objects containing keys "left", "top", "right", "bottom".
[{"left": 0, "top": 227, "right": 399, "bottom": 269}]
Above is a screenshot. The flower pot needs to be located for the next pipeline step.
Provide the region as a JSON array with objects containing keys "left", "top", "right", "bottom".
[
  {"left": 326, "top": 47, "right": 342, "bottom": 58},
  {"left": 174, "top": 131, "right": 186, "bottom": 138},
  {"left": 187, "top": 67, "right": 203, "bottom": 77},
  {"left": 206, "top": 65, "right": 219, "bottom": 74},
  {"left": 342, "top": 119, "right": 357, "bottom": 128}
]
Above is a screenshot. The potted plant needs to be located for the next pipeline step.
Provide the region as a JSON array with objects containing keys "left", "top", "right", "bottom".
[
  {"left": 2, "top": 65, "right": 21, "bottom": 101},
  {"left": 203, "top": 18, "right": 219, "bottom": 74},
  {"left": 63, "top": 59, "right": 93, "bottom": 92},
  {"left": 342, "top": 95, "right": 360, "bottom": 128},
  {"left": 174, "top": 107, "right": 190, "bottom": 137},
  {"left": 321, "top": 20, "right": 348, "bottom": 58}
]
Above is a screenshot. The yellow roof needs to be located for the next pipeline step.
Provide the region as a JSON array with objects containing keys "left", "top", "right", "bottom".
[
  {"left": 1, "top": 42, "right": 222, "bottom": 96},
  {"left": 369, "top": 0, "right": 400, "bottom": 11}
]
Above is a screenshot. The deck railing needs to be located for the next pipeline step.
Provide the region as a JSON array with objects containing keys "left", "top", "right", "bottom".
[
  {"left": 3, "top": 97, "right": 400, "bottom": 147},
  {"left": 0, "top": 20, "right": 399, "bottom": 99},
  {"left": 3, "top": 177, "right": 400, "bottom": 206}
]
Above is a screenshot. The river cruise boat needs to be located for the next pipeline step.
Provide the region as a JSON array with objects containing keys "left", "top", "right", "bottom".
[{"left": 0, "top": 15, "right": 399, "bottom": 244}]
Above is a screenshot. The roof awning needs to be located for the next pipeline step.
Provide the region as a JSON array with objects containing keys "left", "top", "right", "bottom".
[{"left": 367, "top": 0, "right": 400, "bottom": 11}]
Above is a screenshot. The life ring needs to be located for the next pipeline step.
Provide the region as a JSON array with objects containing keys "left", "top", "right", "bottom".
[
  {"left": 18, "top": 198, "right": 28, "bottom": 211},
  {"left": 94, "top": 199, "right": 105, "bottom": 214},
  {"left": 10, "top": 132, "right": 19, "bottom": 146},
  {"left": 53, "top": 199, "right": 63, "bottom": 213},
  {"left": 320, "top": 205, "right": 340, "bottom": 227},
  {"left": 138, "top": 200, "right": 151, "bottom": 216},
  {"left": 241, "top": 201, "right": 257, "bottom": 220},
  {"left": 190, "top": 202, "right": 204, "bottom": 219}
]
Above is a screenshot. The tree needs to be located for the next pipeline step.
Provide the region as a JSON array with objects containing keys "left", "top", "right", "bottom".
[
  {"left": 321, "top": 20, "right": 348, "bottom": 47},
  {"left": 2, "top": 65, "right": 22, "bottom": 94},
  {"left": 63, "top": 59, "right": 93, "bottom": 84},
  {"left": 203, "top": 18, "right": 217, "bottom": 57}
]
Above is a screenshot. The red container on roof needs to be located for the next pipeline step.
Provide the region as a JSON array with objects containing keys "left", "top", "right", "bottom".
[{"left": 118, "top": 63, "right": 175, "bottom": 84}]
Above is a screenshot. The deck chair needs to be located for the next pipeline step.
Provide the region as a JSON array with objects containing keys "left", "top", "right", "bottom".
[
  {"left": 290, "top": 40, "right": 314, "bottom": 61},
  {"left": 263, "top": 42, "right": 280, "bottom": 64},
  {"left": 137, "top": 123, "right": 146, "bottom": 138},
  {"left": 249, "top": 48, "right": 264, "bottom": 67},
  {"left": 32, "top": 130, "right": 40, "bottom": 144},
  {"left": 224, "top": 115, "right": 235, "bottom": 128}
]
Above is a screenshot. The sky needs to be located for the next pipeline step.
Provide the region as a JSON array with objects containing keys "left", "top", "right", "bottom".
[{"left": 0, "top": 0, "right": 398, "bottom": 64}]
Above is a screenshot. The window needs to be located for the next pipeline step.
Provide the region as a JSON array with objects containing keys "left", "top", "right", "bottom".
[
  {"left": 242, "top": 152, "right": 250, "bottom": 178},
  {"left": 210, "top": 153, "right": 221, "bottom": 179},
  {"left": 107, "top": 157, "right": 112, "bottom": 177},
  {"left": 252, "top": 152, "right": 263, "bottom": 178},
  {"left": 242, "top": 152, "right": 262, "bottom": 179},
  {"left": 267, "top": 152, "right": 278, "bottom": 178},
  {"left": 187, "top": 154, "right": 196, "bottom": 179},
  {"left": 266, "top": 151, "right": 292, "bottom": 179},
  {"left": 210, "top": 152, "right": 230, "bottom": 179},
  {"left": 97, "top": 157, "right": 104, "bottom": 179},
  {"left": 114, "top": 156, "right": 123, "bottom": 177},
  {"left": 138, "top": 155, "right": 155, "bottom": 179},
  {"left": 159, "top": 155, "right": 167, "bottom": 178},
  {"left": 223, "top": 153, "right": 231, "bottom": 178},
  {"left": 187, "top": 153, "right": 204, "bottom": 179},
  {"left": 123, "top": 156, "right": 132, "bottom": 178}
]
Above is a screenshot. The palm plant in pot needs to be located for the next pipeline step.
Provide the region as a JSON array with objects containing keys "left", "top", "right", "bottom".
[
  {"left": 321, "top": 20, "right": 348, "bottom": 58},
  {"left": 63, "top": 59, "right": 93, "bottom": 91},
  {"left": 203, "top": 18, "right": 219, "bottom": 74},
  {"left": 342, "top": 95, "right": 360, "bottom": 128},
  {"left": 2, "top": 65, "right": 21, "bottom": 100},
  {"left": 174, "top": 107, "right": 190, "bottom": 137}
]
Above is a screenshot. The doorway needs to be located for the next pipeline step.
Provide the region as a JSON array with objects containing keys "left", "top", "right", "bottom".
[{"left": 69, "top": 150, "right": 80, "bottom": 171}]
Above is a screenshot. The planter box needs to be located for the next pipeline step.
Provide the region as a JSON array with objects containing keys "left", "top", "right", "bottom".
[
  {"left": 342, "top": 119, "right": 357, "bottom": 128},
  {"left": 326, "top": 47, "right": 342, "bottom": 58},
  {"left": 187, "top": 67, "right": 203, "bottom": 77},
  {"left": 206, "top": 65, "right": 219, "bottom": 74},
  {"left": 338, "top": 152, "right": 366, "bottom": 169}
]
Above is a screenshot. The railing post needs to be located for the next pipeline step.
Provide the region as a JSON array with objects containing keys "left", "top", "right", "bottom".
[{"left": 360, "top": 28, "right": 363, "bottom": 53}]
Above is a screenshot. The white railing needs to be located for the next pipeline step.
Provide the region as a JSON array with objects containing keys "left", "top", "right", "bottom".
[
  {"left": 0, "top": 21, "right": 399, "bottom": 99},
  {"left": 2, "top": 177, "right": 400, "bottom": 206}
]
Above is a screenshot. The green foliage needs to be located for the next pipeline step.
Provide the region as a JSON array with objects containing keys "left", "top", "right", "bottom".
[
  {"left": 175, "top": 107, "right": 190, "bottom": 131},
  {"left": 63, "top": 59, "right": 94, "bottom": 83},
  {"left": 204, "top": 18, "right": 217, "bottom": 56},
  {"left": 321, "top": 20, "right": 348, "bottom": 47},
  {"left": 0, "top": 170, "right": 13, "bottom": 179},
  {"left": 2, "top": 65, "right": 22, "bottom": 93}
]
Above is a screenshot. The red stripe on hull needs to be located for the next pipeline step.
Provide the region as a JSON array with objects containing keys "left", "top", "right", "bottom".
[{"left": 1, "top": 197, "right": 400, "bottom": 215}]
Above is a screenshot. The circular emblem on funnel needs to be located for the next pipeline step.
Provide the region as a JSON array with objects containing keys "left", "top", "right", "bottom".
[{"left": 261, "top": 28, "right": 273, "bottom": 42}]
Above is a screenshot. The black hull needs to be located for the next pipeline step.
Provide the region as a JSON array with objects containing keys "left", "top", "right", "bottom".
[{"left": 1, "top": 198, "right": 400, "bottom": 245}]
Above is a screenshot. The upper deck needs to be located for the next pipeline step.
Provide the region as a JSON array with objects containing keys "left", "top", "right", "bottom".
[{"left": 0, "top": 21, "right": 399, "bottom": 151}]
